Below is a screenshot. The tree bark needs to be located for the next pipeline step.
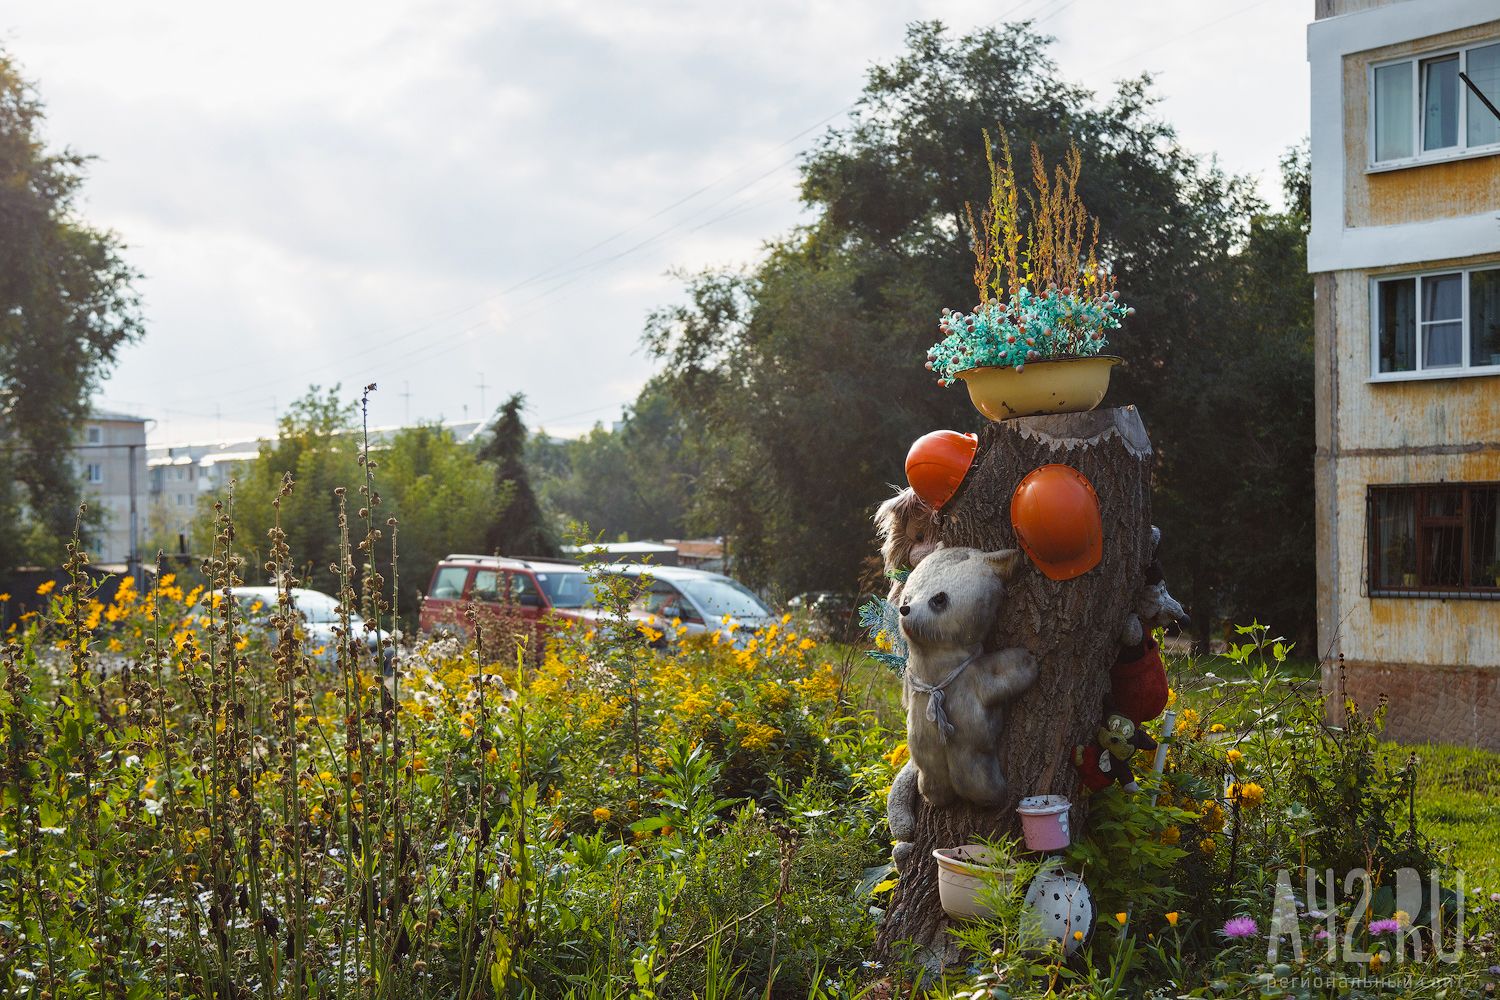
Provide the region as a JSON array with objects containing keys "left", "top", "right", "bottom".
[{"left": 874, "top": 405, "right": 1153, "bottom": 964}]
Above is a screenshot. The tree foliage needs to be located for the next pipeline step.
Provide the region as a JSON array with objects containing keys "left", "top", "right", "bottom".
[
  {"left": 642, "top": 22, "right": 1315, "bottom": 639},
  {"left": 380, "top": 422, "right": 506, "bottom": 617},
  {"left": 476, "top": 394, "right": 557, "bottom": 557},
  {"left": 199, "top": 386, "right": 360, "bottom": 593},
  {"left": 530, "top": 379, "right": 703, "bottom": 544},
  {"left": 0, "top": 49, "right": 142, "bottom": 570}
]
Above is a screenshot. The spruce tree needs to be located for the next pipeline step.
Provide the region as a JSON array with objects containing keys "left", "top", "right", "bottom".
[{"left": 476, "top": 394, "right": 556, "bottom": 557}]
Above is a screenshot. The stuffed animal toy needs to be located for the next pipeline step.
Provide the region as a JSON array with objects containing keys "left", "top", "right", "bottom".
[
  {"left": 1073, "top": 713, "right": 1158, "bottom": 793},
  {"left": 897, "top": 546, "right": 1038, "bottom": 809},
  {"left": 1119, "top": 526, "right": 1189, "bottom": 647},
  {"left": 1108, "top": 636, "right": 1168, "bottom": 725},
  {"left": 874, "top": 486, "right": 942, "bottom": 601}
]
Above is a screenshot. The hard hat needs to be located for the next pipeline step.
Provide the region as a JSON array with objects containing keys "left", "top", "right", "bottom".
[
  {"left": 905, "top": 431, "right": 979, "bottom": 510},
  {"left": 1009, "top": 464, "right": 1102, "bottom": 580}
]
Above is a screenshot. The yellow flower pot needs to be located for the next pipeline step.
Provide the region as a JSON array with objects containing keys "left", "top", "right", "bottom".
[{"left": 955, "top": 356, "right": 1122, "bottom": 421}]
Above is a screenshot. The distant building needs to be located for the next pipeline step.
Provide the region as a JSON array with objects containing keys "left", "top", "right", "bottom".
[
  {"left": 1308, "top": 0, "right": 1500, "bottom": 749},
  {"left": 79, "top": 410, "right": 149, "bottom": 567},
  {"left": 666, "top": 538, "right": 726, "bottom": 573},
  {"left": 145, "top": 420, "right": 486, "bottom": 555}
]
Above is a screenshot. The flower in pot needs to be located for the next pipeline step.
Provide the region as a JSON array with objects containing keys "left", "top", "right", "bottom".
[{"left": 926, "top": 132, "right": 1131, "bottom": 420}]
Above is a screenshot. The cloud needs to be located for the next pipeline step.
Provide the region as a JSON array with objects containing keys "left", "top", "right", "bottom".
[{"left": 3, "top": 0, "right": 1309, "bottom": 445}]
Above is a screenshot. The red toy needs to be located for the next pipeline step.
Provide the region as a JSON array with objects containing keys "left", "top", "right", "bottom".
[{"left": 1108, "top": 637, "right": 1168, "bottom": 725}]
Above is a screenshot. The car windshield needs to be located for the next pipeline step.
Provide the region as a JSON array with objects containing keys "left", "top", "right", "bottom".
[
  {"left": 294, "top": 591, "right": 347, "bottom": 624},
  {"left": 674, "top": 576, "right": 770, "bottom": 621},
  {"left": 532, "top": 571, "right": 598, "bottom": 609}
]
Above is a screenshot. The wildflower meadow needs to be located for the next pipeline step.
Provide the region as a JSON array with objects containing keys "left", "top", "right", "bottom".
[{"left": 1, "top": 488, "right": 1497, "bottom": 998}]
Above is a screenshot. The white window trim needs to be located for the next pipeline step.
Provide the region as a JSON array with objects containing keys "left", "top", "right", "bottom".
[
  {"left": 1368, "top": 265, "right": 1500, "bottom": 381},
  {"left": 1368, "top": 38, "right": 1500, "bottom": 170},
  {"left": 86, "top": 463, "right": 104, "bottom": 483}
]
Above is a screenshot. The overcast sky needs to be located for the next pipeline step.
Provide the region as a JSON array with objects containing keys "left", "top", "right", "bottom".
[{"left": 5, "top": 0, "right": 1309, "bottom": 445}]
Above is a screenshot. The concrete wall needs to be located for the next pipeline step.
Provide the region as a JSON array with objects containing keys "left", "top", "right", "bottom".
[
  {"left": 1313, "top": 264, "right": 1500, "bottom": 748},
  {"left": 79, "top": 417, "right": 148, "bottom": 565},
  {"left": 1339, "top": 18, "right": 1500, "bottom": 230}
]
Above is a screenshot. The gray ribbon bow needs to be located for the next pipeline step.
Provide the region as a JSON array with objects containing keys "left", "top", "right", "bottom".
[{"left": 906, "top": 648, "right": 983, "bottom": 744}]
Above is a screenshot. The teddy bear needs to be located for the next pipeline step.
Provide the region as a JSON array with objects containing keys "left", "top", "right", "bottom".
[
  {"left": 873, "top": 486, "right": 942, "bottom": 602},
  {"left": 886, "top": 547, "right": 1037, "bottom": 869},
  {"left": 895, "top": 546, "right": 1038, "bottom": 809}
]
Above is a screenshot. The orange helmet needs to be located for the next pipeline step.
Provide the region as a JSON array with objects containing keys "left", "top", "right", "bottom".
[
  {"left": 1010, "top": 464, "right": 1102, "bottom": 580},
  {"left": 905, "top": 430, "right": 979, "bottom": 510}
]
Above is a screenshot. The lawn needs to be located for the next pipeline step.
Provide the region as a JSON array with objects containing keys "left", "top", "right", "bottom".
[{"left": 1167, "top": 644, "right": 1500, "bottom": 888}]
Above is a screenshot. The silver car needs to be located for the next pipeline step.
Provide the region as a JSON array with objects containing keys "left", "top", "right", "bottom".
[{"left": 231, "top": 586, "right": 386, "bottom": 665}]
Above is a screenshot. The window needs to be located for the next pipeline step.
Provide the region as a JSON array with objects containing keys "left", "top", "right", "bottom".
[
  {"left": 1373, "top": 265, "right": 1500, "bottom": 375},
  {"left": 1368, "top": 483, "right": 1500, "bottom": 596},
  {"left": 86, "top": 426, "right": 102, "bottom": 444},
  {"left": 1371, "top": 40, "right": 1500, "bottom": 165},
  {"left": 428, "top": 566, "right": 469, "bottom": 600},
  {"left": 86, "top": 463, "right": 103, "bottom": 484}
]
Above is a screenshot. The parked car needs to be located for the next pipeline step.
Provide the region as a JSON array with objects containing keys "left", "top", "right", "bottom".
[
  {"left": 231, "top": 586, "right": 386, "bottom": 666},
  {"left": 598, "top": 563, "right": 777, "bottom": 641},
  {"left": 785, "top": 590, "right": 861, "bottom": 640},
  {"left": 418, "top": 555, "right": 595, "bottom": 638},
  {"left": 417, "top": 554, "right": 775, "bottom": 645}
]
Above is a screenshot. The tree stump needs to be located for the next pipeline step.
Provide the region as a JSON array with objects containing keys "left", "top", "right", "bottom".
[{"left": 874, "top": 406, "right": 1154, "bottom": 964}]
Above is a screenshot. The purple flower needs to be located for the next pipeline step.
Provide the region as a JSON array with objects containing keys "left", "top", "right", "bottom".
[
  {"left": 1315, "top": 929, "right": 1330, "bottom": 941},
  {"left": 1220, "top": 916, "right": 1259, "bottom": 939},
  {"left": 1490, "top": 892, "right": 1500, "bottom": 903},
  {"left": 1368, "top": 919, "right": 1401, "bottom": 935}
]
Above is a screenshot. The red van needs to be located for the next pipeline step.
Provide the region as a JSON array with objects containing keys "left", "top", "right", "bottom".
[{"left": 418, "top": 554, "right": 596, "bottom": 637}]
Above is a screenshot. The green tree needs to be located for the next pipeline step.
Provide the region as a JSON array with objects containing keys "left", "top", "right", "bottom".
[
  {"left": 381, "top": 423, "right": 504, "bottom": 618},
  {"left": 477, "top": 394, "right": 556, "bottom": 557},
  {"left": 197, "top": 386, "right": 358, "bottom": 593},
  {"left": 648, "top": 22, "right": 1255, "bottom": 597},
  {"left": 532, "top": 379, "right": 704, "bottom": 543},
  {"left": 1160, "top": 147, "right": 1316, "bottom": 645},
  {"left": 0, "top": 50, "right": 142, "bottom": 570}
]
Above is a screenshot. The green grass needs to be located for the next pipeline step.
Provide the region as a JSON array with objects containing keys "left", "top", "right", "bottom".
[
  {"left": 1399, "top": 741, "right": 1500, "bottom": 888},
  {"left": 1168, "top": 650, "right": 1500, "bottom": 889}
]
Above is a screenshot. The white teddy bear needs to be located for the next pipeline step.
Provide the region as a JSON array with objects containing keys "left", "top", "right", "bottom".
[{"left": 886, "top": 547, "right": 1038, "bottom": 867}]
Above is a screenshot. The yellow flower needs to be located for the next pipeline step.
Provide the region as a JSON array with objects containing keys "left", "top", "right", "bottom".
[
  {"left": 738, "top": 720, "right": 780, "bottom": 752},
  {"left": 1369, "top": 953, "right": 1384, "bottom": 971},
  {"left": 1200, "top": 801, "right": 1226, "bottom": 833},
  {"left": 1199, "top": 837, "right": 1216, "bottom": 855},
  {"left": 1114, "top": 912, "right": 1127, "bottom": 925},
  {"left": 1177, "top": 708, "right": 1199, "bottom": 729},
  {"left": 1228, "top": 781, "right": 1264, "bottom": 808},
  {"left": 1166, "top": 687, "right": 1177, "bottom": 706},
  {"left": 1225, "top": 748, "right": 1243, "bottom": 765},
  {"left": 1072, "top": 930, "right": 1084, "bottom": 941},
  {"left": 35, "top": 580, "right": 55, "bottom": 596},
  {"left": 592, "top": 806, "right": 612, "bottom": 823},
  {"left": 1165, "top": 911, "right": 1179, "bottom": 927},
  {"left": 884, "top": 743, "right": 910, "bottom": 768},
  {"left": 0, "top": 592, "right": 9, "bottom": 602},
  {"left": 1159, "top": 825, "right": 1181, "bottom": 845},
  {"left": 1210, "top": 723, "right": 1226, "bottom": 734}
]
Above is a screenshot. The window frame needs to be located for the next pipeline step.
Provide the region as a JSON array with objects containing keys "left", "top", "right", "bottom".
[
  {"left": 1369, "top": 264, "right": 1500, "bottom": 381},
  {"left": 1367, "top": 482, "right": 1500, "bottom": 598},
  {"left": 85, "top": 462, "right": 104, "bottom": 484},
  {"left": 1368, "top": 38, "right": 1500, "bottom": 170}
]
